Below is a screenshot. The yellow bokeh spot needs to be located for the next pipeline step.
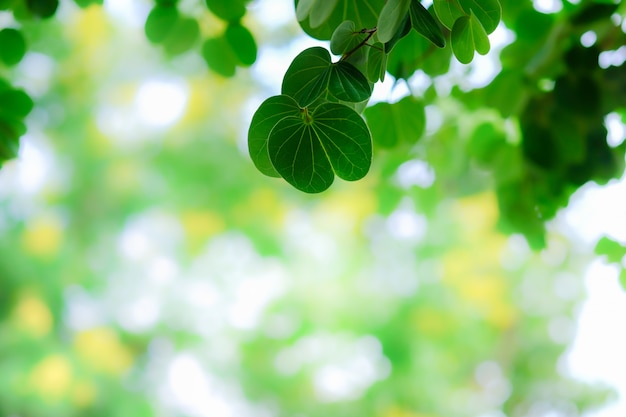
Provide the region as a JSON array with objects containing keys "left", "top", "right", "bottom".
[
  {"left": 66, "top": 4, "right": 111, "bottom": 70},
  {"left": 181, "top": 209, "right": 226, "bottom": 250},
  {"left": 380, "top": 406, "right": 439, "bottom": 417},
  {"left": 106, "top": 160, "right": 140, "bottom": 193},
  {"left": 316, "top": 187, "right": 377, "bottom": 231},
  {"left": 454, "top": 192, "right": 499, "bottom": 237},
  {"left": 412, "top": 308, "right": 455, "bottom": 337},
  {"left": 71, "top": 380, "right": 97, "bottom": 408},
  {"left": 12, "top": 293, "right": 53, "bottom": 337},
  {"left": 74, "top": 328, "right": 133, "bottom": 376},
  {"left": 28, "top": 354, "right": 73, "bottom": 401},
  {"left": 21, "top": 215, "right": 63, "bottom": 259}
]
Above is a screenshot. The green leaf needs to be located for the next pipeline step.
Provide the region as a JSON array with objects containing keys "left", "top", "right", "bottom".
[
  {"left": 364, "top": 96, "right": 425, "bottom": 148},
  {"left": 384, "top": 12, "right": 412, "bottom": 53},
  {"left": 0, "top": 28, "right": 26, "bottom": 66},
  {"left": 433, "top": 0, "right": 465, "bottom": 30},
  {"left": 26, "top": 0, "right": 58, "bottom": 18},
  {"left": 248, "top": 95, "right": 301, "bottom": 178},
  {"left": 451, "top": 12, "right": 489, "bottom": 64},
  {"left": 409, "top": 0, "right": 445, "bottom": 48},
  {"left": 282, "top": 47, "right": 332, "bottom": 107},
  {"left": 620, "top": 269, "right": 626, "bottom": 292},
  {"left": 378, "top": 0, "right": 412, "bottom": 43},
  {"left": 268, "top": 102, "right": 372, "bottom": 193},
  {"left": 144, "top": 5, "right": 179, "bottom": 44},
  {"left": 330, "top": 20, "right": 368, "bottom": 56},
  {"left": 225, "top": 22, "right": 257, "bottom": 67},
  {"left": 309, "top": 0, "right": 339, "bottom": 28},
  {"left": 295, "top": 0, "right": 385, "bottom": 40},
  {"left": 162, "top": 17, "right": 200, "bottom": 56},
  {"left": 205, "top": 0, "right": 246, "bottom": 22},
  {"left": 367, "top": 43, "right": 386, "bottom": 83},
  {"left": 458, "top": 0, "right": 501, "bottom": 34},
  {"left": 328, "top": 61, "right": 372, "bottom": 103},
  {"left": 202, "top": 36, "right": 238, "bottom": 77},
  {"left": 0, "top": 89, "right": 34, "bottom": 119},
  {"left": 74, "top": 0, "right": 103, "bottom": 8},
  {"left": 595, "top": 236, "right": 626, "bottom": 264}
]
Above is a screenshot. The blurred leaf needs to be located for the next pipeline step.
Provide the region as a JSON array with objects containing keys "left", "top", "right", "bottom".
[
  {"left": 409, "top": 0, "right": 445, "bottom": 48},
  {"left": 0, "top": 28, "right": 27, "bottom": 66},
  {"left": 365, "top": 96, "right": 425, "bottom": 148},
  {"left": 225, "top": 22, "right": 257, "bottom": 66},
  {"left": 594, "top": 236, "right": 626, "bottom": 264}
]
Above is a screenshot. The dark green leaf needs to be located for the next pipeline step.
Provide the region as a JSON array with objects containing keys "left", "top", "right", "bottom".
[
  {"left": 296, "top": 0, "right": 314, "bottom": 21},
  {"left": 0, "top": 28, "right": 26, "bottom": 66},
  {"left": 282, "top": 47, "right": 332, "bottom": 107},
  {"left": 409, "top": 0, "right": 445, "bottom": 48},
  {"left": 451, "top": 12, "right": 489, "bottom": 64},
  {"left": 144, "top": 5, "right": 179, "bottom": 44},
  {"left": 26, "top": 0, "right": 58, "bottom": 18},
  {"left": 225, "top": 22, "right": 257, "bottom": 66},
  {"left": 0, "top": 89, "right": 34, "bottom": 118},
  {"left": 378, "top": 0, "right": 412, "bottom": 43},
  {"left": 384, "top": 12, "right": 412, "bottom": 53},
  {"left": 328, "top": 61, "right": 372, "bottom": 102},
  {"left": 268, "top": 102, "right": 372, "bottom": 192},
  {"left": 248, "top": 95, "right": 301, "bottom": 178}
]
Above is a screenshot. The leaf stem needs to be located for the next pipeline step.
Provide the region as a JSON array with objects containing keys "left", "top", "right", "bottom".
[{"left": 341, "top": 27, "right": 377, "bottom": 62}]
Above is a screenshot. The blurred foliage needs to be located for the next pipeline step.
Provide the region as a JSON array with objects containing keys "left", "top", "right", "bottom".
[{"left": 0, "top": 0, "right": 625, "bottom": 417}]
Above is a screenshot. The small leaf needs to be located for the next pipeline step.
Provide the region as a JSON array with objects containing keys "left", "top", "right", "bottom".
[
  {"left": 433, "top": 0, "right": 465, "bottom": 30},
  {"left": 225, "top": 22, "right": 257, "bottom": 66},
  {"left": 205, "top": 0, "right": 246, "bottom": 21},
  {"left": 451, "top": 12, "right": 489, "bottom": 64},
  {"left": 367, "top": 43, "right": 386, "bottom": 83},
  {"left": 268, "top": 102, "right": 372, "bottom": 193},
  {"left": 309, "top": 0, "right": 339, "bottom": 28},
  {"left": 0, "top": 89, "right": 34, "bottom": 119},
  {"left": 26, "top": 0, "right": 58, "bottom": 18},
  {"left": 458, "top": 0, "right": 501, "bottom": 34},
  {"left": 144, "top": 5, "right": 179, "bottom": 44},
  {"left": 328, "top": 61, "right": 372, "bottom": 103},
  {"left": 620, "top": 269, "right": 626, "bottom": 292},
  {"left": 0, "top": 28, "right": 27, "bottom": 66},
  {"left": 202, "top": 36, "right": 238, "bottom": 77},
  {"left": 595, "top": 236, "right": 626, "bottom": 264},
  {"left": 409, "top": 0, "right": 445, "bottom": 48},
  {"left": 330, "top": 20, "right": 366, "bottom": 55},
  {"left": 162, "top": 17, "right": 200, "bottom": 56},
  {"left": 248, "top": 95, "right": 301, "bottom": 178},
  {"left": 282, "top": 47, "right": 332, "bottom": 107},
  {"left": 377, "top": 0, "right": 412, "bottom": 43}
]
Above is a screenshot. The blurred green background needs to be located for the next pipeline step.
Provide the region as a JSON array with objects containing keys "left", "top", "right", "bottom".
[{"left": 1, "top": 0, "right": 626, "bottom": 416}]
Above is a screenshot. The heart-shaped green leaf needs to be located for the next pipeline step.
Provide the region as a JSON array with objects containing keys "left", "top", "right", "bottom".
[
  {"left": 409, "top": 0, "right": 445, "bottom": 48},
  {"left": 458, "top": 0, "right": 501, "bottom": 34},
  {"left": 268, "top": 102, "right": 372, "bottom": 193},
  {"left": 433, "top": 0, "right": 465, "bottom": 30},
  {"left": 330, "top": 20, "right": 368, "bottom": 55},
  {"left": 310, "top": 0, "right": 339, "bottom": 28},
  {"left": 378, "top": 0, "right": 412, "bottom": 43},
  {"left": 451, "top": 12, "right": 489, "bottom": 64},
  {"left": 0, "top": 28, "right": 26, "bottom": 66},
  {"left": 225, "top": 22, "right": 257, "bottom": 67},
  {"left": 282, "top": 47, "right": 332, "bottom": 107},
  {"left": 248, "top": 95, "right": 301, "bottom": 178}
]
